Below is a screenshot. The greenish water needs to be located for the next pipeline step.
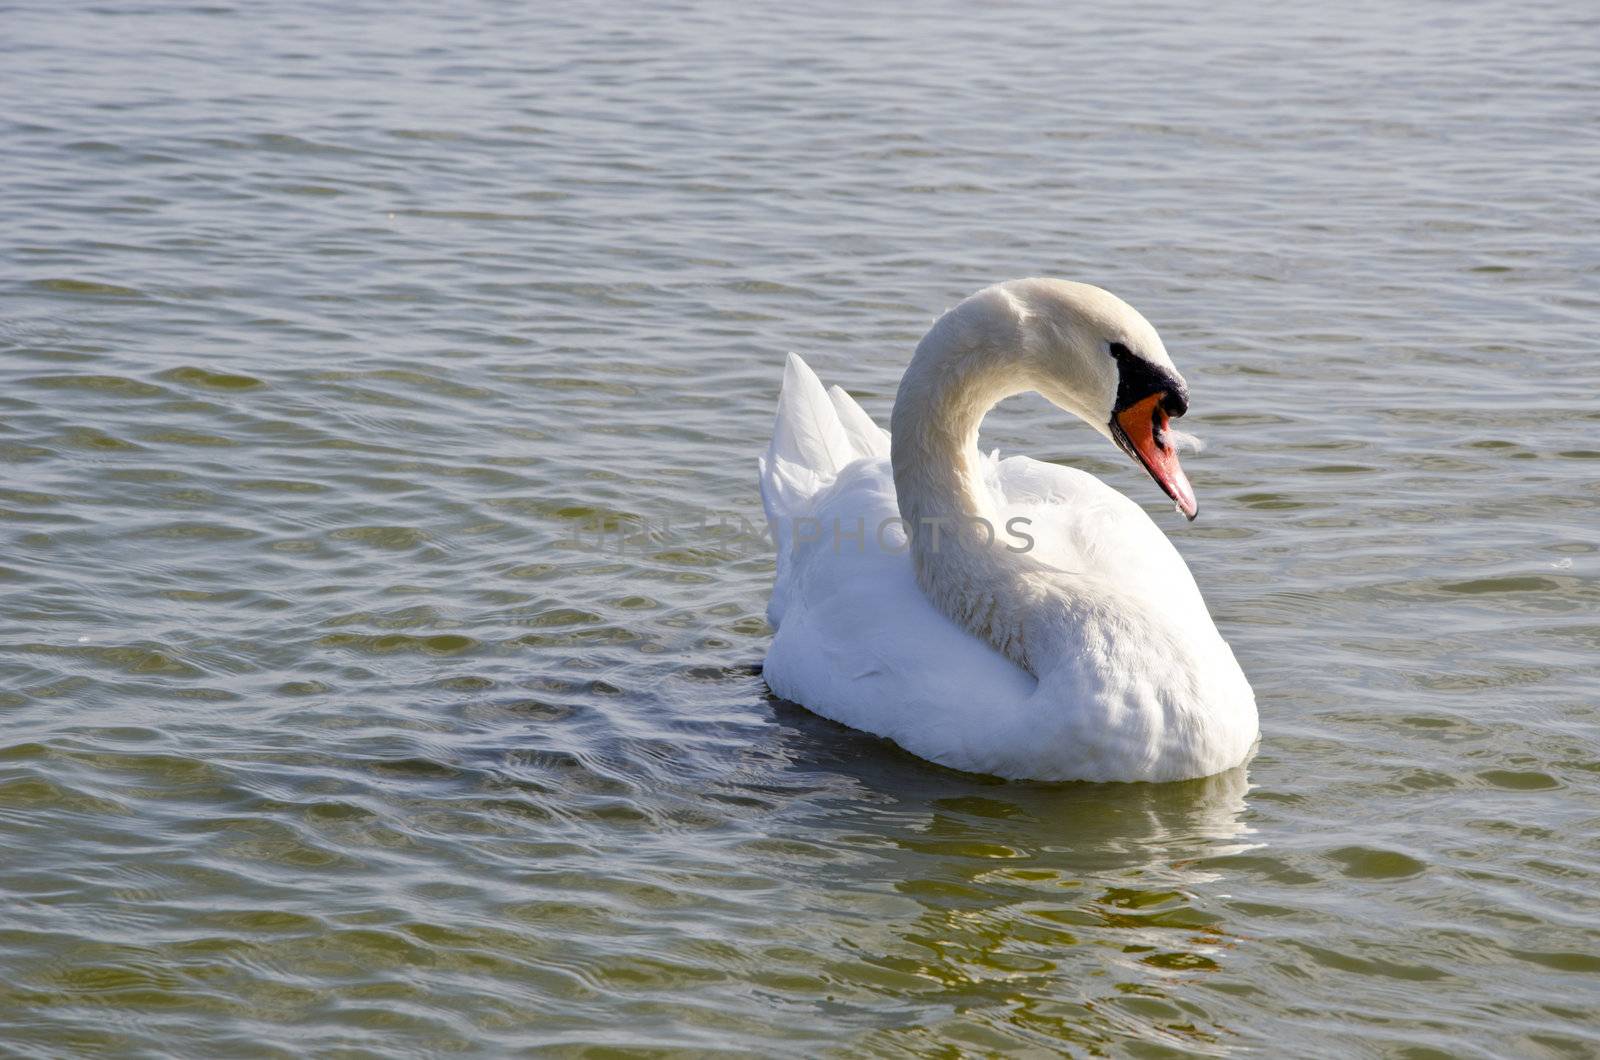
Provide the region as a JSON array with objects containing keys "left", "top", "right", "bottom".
[{"left": 3, "top": 1, "right": 1599, "bottom": 1055}]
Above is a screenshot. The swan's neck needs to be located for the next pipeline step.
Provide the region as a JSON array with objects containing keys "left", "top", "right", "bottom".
[
  {"left": 890, "top": 347, "right": 1025, "bottom": 530},
  {"left": 890, "top": 337, "right": 1047, "bottom": 673}
]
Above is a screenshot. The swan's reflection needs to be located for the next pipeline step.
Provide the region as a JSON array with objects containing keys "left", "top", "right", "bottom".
[{"left": 739, "top": 699, "right": 1258, "bottom": 1051}]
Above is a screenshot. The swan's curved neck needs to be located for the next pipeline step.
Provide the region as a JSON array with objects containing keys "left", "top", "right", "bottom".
[
  {"left": 890, "top": 346, "right": 1025, "bottom": 530},
  {"left": 890, "top": 332, "right": 1047, "bottom": 672}
]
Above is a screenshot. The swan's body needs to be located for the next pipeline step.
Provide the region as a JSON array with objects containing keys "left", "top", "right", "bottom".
[{"left": 759, "top": 279, "right": 1257, "bottom": 782}]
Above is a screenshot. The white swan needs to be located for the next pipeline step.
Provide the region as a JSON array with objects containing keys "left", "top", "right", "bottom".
[{"left": 758, "top": 279, "right": 1258, "bottom": 782}]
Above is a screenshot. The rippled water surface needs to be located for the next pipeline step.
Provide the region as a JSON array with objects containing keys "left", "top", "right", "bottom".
[{"left": 4, "top": 1, "right": 1599, "bottom": 1054}]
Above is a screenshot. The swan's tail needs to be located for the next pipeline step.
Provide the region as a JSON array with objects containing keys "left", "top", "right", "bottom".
[{"left": 758, "top": 354, "right": 888, "bottom": 619}]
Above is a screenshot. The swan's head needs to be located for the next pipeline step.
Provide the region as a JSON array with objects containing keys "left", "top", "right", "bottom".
[{"left": 999, "top": 278, "right": 1198, "bottom": 519}]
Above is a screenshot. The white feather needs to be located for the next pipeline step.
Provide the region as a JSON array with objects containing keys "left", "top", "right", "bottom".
[{"left": 757, "top": 281, "right": 1257, "bottom": 783}]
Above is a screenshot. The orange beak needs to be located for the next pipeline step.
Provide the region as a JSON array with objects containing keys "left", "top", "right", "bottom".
[{"left": 1112, "top": 393, "right": 1197, "bottom": 520}]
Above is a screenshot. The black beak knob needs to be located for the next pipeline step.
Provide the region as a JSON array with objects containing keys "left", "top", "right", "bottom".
[{"left": 1161, "top": 387, "right": 1189, "bottom": 418}]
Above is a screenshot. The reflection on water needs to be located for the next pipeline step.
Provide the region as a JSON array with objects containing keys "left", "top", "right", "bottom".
[{"left": 591, "top": 700, "right": 1262, "bottom": 1053}]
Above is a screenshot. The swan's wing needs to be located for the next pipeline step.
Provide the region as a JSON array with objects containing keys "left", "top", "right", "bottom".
[
  {"left": 827, "top": 384, "right": 890, "bottom": 460},
  {"left": 760, "top": 354, "right": 890, "bottom": 627},
  {"left": 990, "top": 455, "right": 1210, "bottom": 613},
  {"left": 764, "top": 354, "right": 856, "bottom": 482},
  {"left": 762, "top": 458, "right": 1037, "bottom": 774}
]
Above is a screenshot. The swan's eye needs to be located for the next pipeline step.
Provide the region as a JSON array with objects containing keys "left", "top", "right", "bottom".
[{"left": 1108, "top": 342, "right": 1133, "bottom": 360}]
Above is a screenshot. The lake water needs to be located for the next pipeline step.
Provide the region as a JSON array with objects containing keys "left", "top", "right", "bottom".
[{"left": 3, "top": 1, "right": 1598, "bottom": 1054}]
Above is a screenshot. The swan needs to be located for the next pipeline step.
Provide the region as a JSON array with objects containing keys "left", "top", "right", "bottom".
[{"left": 757, "top": 278, "right": 1258, "bottom": 782}]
